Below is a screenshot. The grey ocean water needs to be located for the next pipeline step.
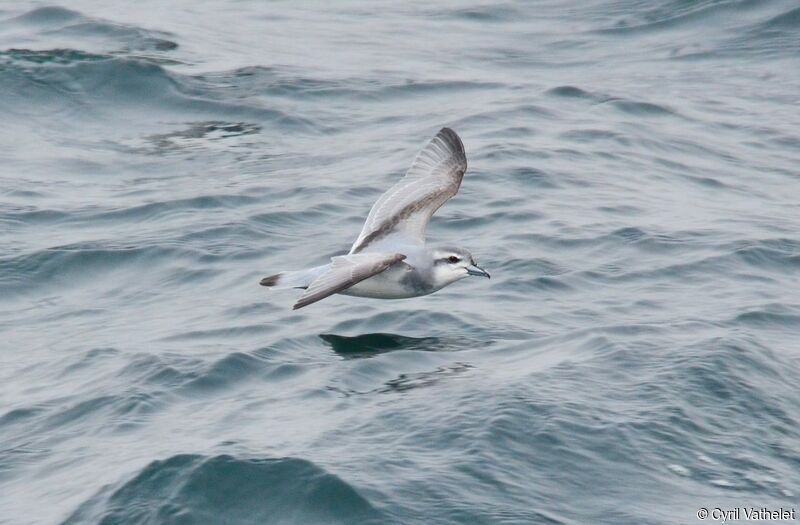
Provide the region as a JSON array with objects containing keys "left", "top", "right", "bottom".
[{"left": 1, "top": 1, "right": 799, "bottom": 524}]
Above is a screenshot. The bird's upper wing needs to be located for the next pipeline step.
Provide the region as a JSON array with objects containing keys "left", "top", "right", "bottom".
[
  {"left": 349, "top": 127, "right": 467, "bottom": 254},
  {"left": 293, "top": 252, "right": 406, "bottom": 310}
]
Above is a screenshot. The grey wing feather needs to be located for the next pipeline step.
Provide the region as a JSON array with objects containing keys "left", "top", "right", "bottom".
[
  {"left": 350, "top": 127, "right": 467, "bottom": 253},
  {"left": 292, "top": 253, "right": 406, "bottom": 310}
]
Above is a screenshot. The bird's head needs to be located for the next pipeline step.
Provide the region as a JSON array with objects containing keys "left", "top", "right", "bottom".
[{"left": 430, "top": 246, "right": 490, "bottom": 289}]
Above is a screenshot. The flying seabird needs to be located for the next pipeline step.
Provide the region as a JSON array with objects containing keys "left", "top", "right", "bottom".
[{"left": 260, "top": 127, "right": 490, "bottom": 309}]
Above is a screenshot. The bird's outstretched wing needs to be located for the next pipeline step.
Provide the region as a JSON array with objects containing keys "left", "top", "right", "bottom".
[
  {"left": 349, "top": 127, "right": 467, "bottom": 254},
  {"left": 293, "top": 252, "right": 406, "bottom": 310}
]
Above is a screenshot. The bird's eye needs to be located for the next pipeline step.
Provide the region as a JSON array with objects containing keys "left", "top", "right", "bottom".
[{"left": 448, "top": 256, "right": 460, "bottom": 264}]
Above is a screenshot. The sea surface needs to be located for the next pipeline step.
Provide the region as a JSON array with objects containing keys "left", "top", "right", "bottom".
[{"left": 1, "top": 1, "right": 799, "bottom": 524}]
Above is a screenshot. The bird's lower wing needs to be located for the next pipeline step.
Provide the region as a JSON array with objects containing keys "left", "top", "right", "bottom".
[{"left": 293, "top": 252, "right": 406, "bottom": 310}]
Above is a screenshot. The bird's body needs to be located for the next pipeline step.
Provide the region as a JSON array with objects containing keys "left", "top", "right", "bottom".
[{"left": 260, "top": 128, "right": 489, "bottom": 309}]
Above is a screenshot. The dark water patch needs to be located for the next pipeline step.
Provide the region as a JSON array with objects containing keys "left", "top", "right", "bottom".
[
  {"left": 1, "top": 207, "right": 70, "bottom": 224},
  {"left": 612, "top": 226, "right": 647, "bottom": 242},
  {"left": 180, "top": 352, "right": 266, "bottom": 394},
  {"left": 223, "top": 300, "right": 285, "bottom": 318},
  {"left": 2, "top": 188, "right": 46, "bottom": 198},
  {"left": 432, "top": 5, "right": 521, "bottom": 23},
  {"left": 604, "top": 98, "right": 676, "bottom": 117},
  {"left": 733, "top": 244, "right": 800, "bottom": 272},
  {"left": 502, "top": 275, "right": 573, "bottom": 293},
  {"left": 734, "top": 308, "right": 800, "bottom": 329},
  {"left": 0, "top": 47, "right": 108, "bottom": 65},
  {"left": 597, "top": 204, "right": 642, "bottom": 215},
  {"left": 0, "top": 406, "right": 47, "bottom": 428},
  {"left": 320, "top": 333, "right": 461, "bottom": 359},
  {"left": 507, "top": 167, "right": 558, "bottom": 188},
  {"left": 63, "top": 454, "right": 385, "bottom": 525},
  {"left": 7, "top": 6, "right": 82, "bottom": 25},
  {"left": 545, "top": 85, "right": 595, "bottom": 100},
  {"left": 680, "top": 173, "right": 728, "bottom": 189}
]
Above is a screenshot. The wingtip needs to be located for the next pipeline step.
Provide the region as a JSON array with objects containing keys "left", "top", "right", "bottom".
[
  {"left": 438, "top": 127, "right": 460, "bottom": 141},
  {"left": 435, "top": 127, "right": 466, "bottom": 163}
]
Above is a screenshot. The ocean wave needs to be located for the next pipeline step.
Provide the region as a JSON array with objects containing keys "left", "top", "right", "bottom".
[
  {"left": 0, "top": 244, "right": 190, "bottom": 295},
  {"left": 3, "top": 6, "right": 178, "bottom": 53},
  {"left": 62, "top": 454, "right": 385, "bottom": 525},
  {"left": 588, "top": 1, "right": 800, "bottom": 59},
  {"left": 598, "top": 0, "right": 764, "bottom": 34},
  {"left": 0, "top": 49, "right": 315, "bottom": 131}
]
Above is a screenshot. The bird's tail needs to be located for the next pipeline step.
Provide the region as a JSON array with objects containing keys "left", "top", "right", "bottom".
[{"left": 259, "top": 265, "right": 327, "bottom": 290}]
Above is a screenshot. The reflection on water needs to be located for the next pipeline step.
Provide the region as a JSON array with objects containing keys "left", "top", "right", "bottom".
[{"left": 319, "top": 332, "right": 462, "bottom": 358}]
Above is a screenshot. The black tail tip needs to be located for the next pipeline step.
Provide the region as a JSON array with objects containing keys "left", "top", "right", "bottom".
[{"left": 260, "top": 274, "right": 281, "bottom": 287}]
